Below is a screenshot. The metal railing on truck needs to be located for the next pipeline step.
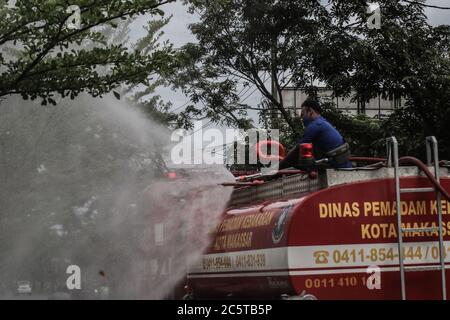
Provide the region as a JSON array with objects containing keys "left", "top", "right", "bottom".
[{"left": 387, "top": 136, "right": 447, "bottom": 300}]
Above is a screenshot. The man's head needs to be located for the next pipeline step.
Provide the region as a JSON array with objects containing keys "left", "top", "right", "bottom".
[
  {"left": 301, "top": 100, "right": 321, "bottom": 127},
  {"left": 301, "top": 100, "right": 321, "bottom": 117}
]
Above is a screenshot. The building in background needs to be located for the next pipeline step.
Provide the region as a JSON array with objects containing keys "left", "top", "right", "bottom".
[{"left": 281, "top": 87, "right": 404, "bottom": 118}]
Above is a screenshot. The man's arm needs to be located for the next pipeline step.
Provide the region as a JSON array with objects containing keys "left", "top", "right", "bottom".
[
  {"left": 297, "top": 122, "right": 321, "bottom": 144},
  {"left": 280, "top": 123, "right": 320, "bottom": 170}
]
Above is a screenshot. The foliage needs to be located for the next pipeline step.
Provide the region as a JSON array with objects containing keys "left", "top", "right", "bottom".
[
  {"left": 0, "top": 0, "right": 176, "bottom": 104},
  {"left": 380, "top": 24, "right": 450, "bottom": 160},
  {"left": 320, "top": 102, "right": 384, "bottom": 157},
  {"left": 173, "top": 0, "right": 449, "bottom": 159}
]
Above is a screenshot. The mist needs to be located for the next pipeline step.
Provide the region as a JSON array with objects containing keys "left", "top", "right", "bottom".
[{"left": 0, "top": 94, "right": 234, "bottom": 299}]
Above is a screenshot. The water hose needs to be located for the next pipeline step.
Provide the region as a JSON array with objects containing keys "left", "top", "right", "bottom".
[
  {"left": 398, "top": 156, "right": 450, "bottom": 202},
  {"left": 351, "top": 156, "right": 450, "bottom": 202},
  {"left": 230, "top": 156, "right": 450, "bottom": 200}
]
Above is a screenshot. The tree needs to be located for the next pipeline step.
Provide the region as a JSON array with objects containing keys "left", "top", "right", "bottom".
[
  {"left": 173, "top": 0, "right": 449, "bottom": 156},
  {"left": 174, "top": 0, "right": 331, "bottom": 133},
  {"left": 0, "top": 0, "right": 175, "bottom": 104},
  {"left": 379, "top": 24, "right": 450, "bottom": 158},
  {"left": 123, "top": 16, "right": 180, "bottom": 126}
]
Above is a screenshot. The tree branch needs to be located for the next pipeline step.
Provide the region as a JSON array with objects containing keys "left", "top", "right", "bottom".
[{"left": 4, "top": 0, "right": 174, "bottom": 94}]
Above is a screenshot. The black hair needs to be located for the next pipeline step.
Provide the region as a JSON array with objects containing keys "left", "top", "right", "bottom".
[{"left": 301, "top": 99, "right": 321, "bottom": 113}]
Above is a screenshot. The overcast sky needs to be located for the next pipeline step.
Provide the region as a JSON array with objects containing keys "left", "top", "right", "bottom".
[{"left": 424, "top": 0, "right": 450, "bottom": 25}]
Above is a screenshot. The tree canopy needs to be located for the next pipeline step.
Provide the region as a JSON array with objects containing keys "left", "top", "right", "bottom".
[
  {"left": 173, "top": 0, "right": 449, "bottom": 158},
  {"left": 0, "top": 0, "right": 176, "bottom": 105}
]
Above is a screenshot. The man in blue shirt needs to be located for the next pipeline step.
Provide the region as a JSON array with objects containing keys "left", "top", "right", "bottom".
[{"left": 279, "top": 100, "right": 352, "bottom": 170}]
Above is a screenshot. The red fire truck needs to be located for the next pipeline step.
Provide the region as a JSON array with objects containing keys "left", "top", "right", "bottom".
[{"left": 183, "top": 136, "right": 450, "bottom": 300}]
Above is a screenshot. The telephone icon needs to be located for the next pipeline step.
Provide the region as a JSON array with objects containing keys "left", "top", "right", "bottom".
[{"left": 314, "top": 251, "right": 329, "bottom": 264}]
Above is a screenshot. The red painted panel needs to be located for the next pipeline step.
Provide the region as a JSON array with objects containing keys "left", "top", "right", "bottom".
[{"left": 189, "top": 177, "right": 450, "bottom": 299}]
